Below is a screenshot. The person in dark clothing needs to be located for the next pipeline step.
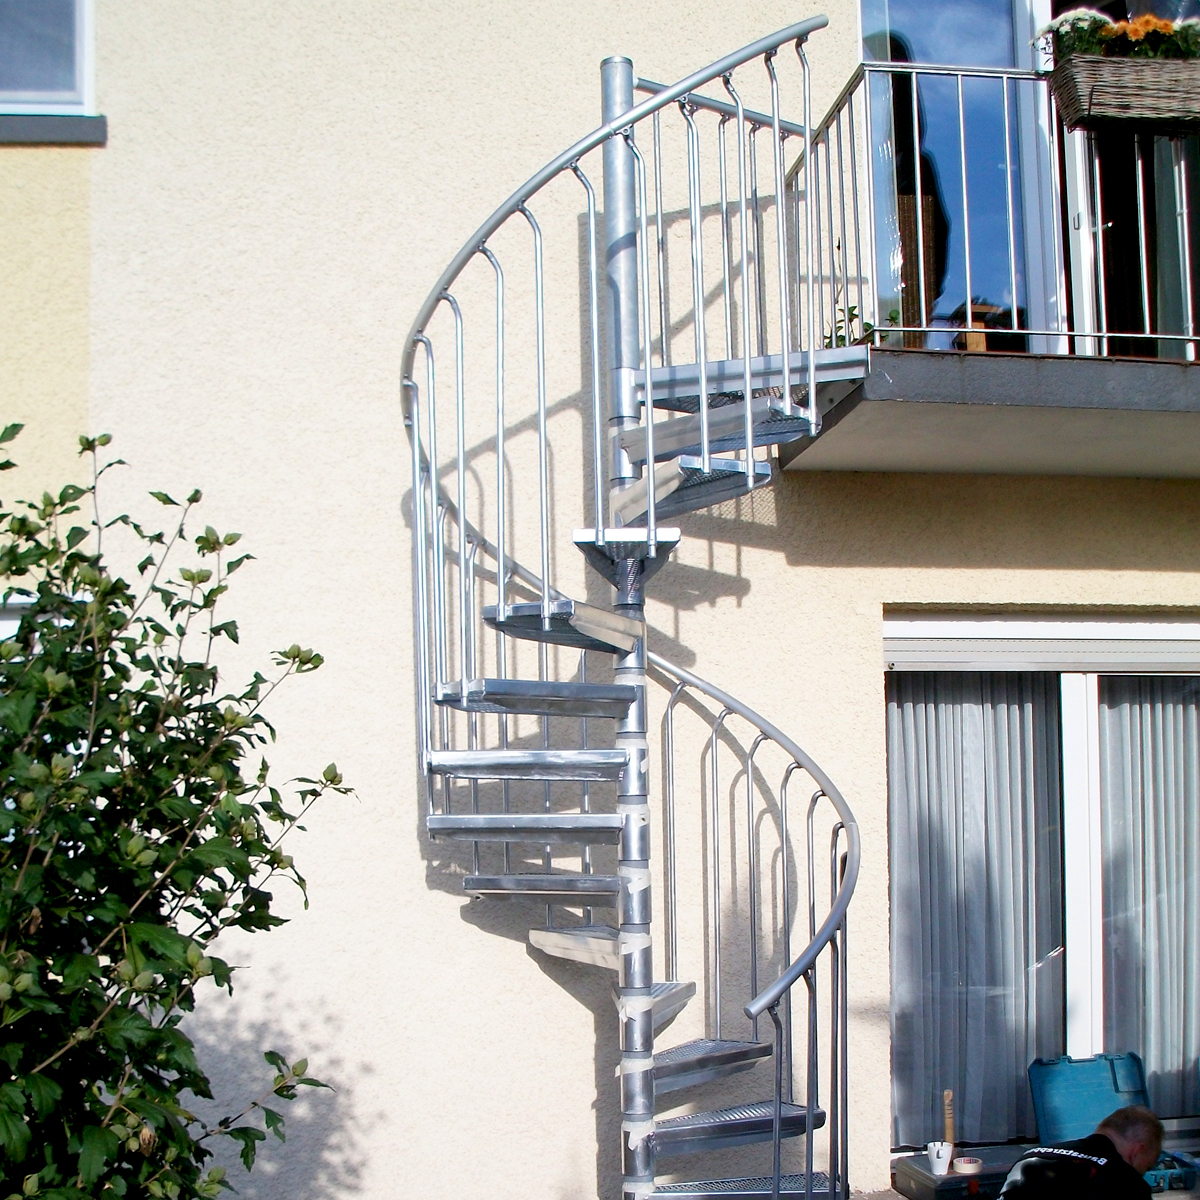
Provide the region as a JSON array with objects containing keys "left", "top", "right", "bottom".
[{"left": 1000, "top": 1105, "right": 1163, "bottom": 1199}]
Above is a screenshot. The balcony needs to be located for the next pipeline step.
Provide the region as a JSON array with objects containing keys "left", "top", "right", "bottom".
[{"left": 780, "top": 59, "right": 1200, "bottom": 478}]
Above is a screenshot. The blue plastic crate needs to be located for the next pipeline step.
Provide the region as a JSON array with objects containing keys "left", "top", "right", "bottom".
[{"left": 1027, "top": 1054, "right": 1196, "bottom": 1192}]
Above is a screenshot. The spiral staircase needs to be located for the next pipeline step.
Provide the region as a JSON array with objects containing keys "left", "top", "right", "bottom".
[{"left": 402, "top": 17, "right": 862, "bottom": 1200}]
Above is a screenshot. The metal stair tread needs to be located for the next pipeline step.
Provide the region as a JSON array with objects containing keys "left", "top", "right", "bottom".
[
  {"left": 528, "top": 923, "right": 619, "bottom": 968},
  {"left": 427, "top": 812, "right": 624, "bottom": 844},
  {"left": 482, "top": 598, "right": 642, "bottom": 655},
  {"left": 653, "top": 1100, "right": 826, "bottom": 1156},
  {"left": 652, "top": 1172, "right": 831, "bottom": 1198},
  {"left": 653, "top": 1038, "right": 772, "bottom": 1094},
  {"left": 464, "top": 873, "right": 620, "bottom": 900},
  {"left": 640, "top": 345, "right": 868, "bottom": 410},
  {"left": 624, "top": 458, "right": 773, "bottom": 523},
  {"left": 616, "top": 400, "right": 815, "bottom": 464},
  {"left": 427, "top": 747, "right": 627, "bottom": 781},
  {"left": 435, "top": 677, "right": 636, "bottom": 717}
]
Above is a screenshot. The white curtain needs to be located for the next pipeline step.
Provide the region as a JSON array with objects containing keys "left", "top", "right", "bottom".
[
  {"left": 1100, "top": 675, "right": 1200, "bottom": 1119},
  {"left": 888, "top": 672, "right": 1064, "bottom": 1147}
]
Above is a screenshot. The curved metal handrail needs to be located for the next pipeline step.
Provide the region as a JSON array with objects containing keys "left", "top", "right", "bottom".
[
  {"left": 647, "top": 651, "right": 860, "bottom": 1019},
  {"left": 398, "top": 13, "right": 828, "bottom": 400}
]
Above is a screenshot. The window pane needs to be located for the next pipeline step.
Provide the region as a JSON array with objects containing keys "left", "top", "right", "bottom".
[
  {"left": 888, "top": 672, "right": 1064, "bottom": 1146},
  {"left": 1100, "top": 675, "right": 1200, "bottom": 1119},
  {"left": 0, "top": 0, "right": 76, "bottom": 96},
  {"left": 863, "top": 0, "right": 1017, "bottom": 67}
]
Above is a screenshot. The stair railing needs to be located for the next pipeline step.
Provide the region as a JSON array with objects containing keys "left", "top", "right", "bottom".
[{"left": 653, "top": 652, "right": 859, "bottom": 1200}]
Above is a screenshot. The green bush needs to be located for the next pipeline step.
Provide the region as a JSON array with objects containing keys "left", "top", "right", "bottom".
[{"left": 0, "top": 426, "right": 348, "bottom": 1199}]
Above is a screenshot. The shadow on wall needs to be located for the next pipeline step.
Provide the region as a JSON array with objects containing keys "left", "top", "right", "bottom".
[
  {"left": 185, "top": 993, "right": 380, "bottom": 1199},
  {"left": 680, "top": 470, "right": 1200, "bottom": 572}
]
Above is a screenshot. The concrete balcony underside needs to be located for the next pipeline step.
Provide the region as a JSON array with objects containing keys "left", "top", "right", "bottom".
[{"left": 780, "top": 349, "right": 1200, "bottom": 478}]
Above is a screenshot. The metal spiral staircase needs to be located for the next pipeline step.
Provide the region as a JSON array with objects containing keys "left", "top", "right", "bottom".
[{"left": 402, "top": 17, "right": 862, "bottom": 1200}]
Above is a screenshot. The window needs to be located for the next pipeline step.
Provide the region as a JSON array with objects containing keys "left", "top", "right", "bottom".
[
  {"left": 885, "top": 616, "right": 1200, "bottom": 1147},
  {"left": 0, "top": 0, "right": 92, "bottom": 116}
]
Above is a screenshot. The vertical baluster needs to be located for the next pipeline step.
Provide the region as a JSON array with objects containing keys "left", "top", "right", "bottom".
[
  {"left": 723, "top": 73, "right": 757, "bottom": 474},
  {"left": 861, "top": 67, "right": 882, "bottom": 339},
  {"left": 1175, "top": 138, "right": 1196, "bottom": 361},
  {"left": 828, "top": 814, "right": 842, "bottom": 1198},
  {"left": 405, "top": 375, "right": 433, "bottom": 814},
  {"left": 681, "top": 101, "right": 713, "bottom": 472},
  {"left": 1135, "top": 136, "right": 1152, "bottom": 340},
  {"left": 1002, "top": 76, "right": 1020, "bottom": 334},
  {"left": 835, "top": 113, "right": 852, "bottom": 344},
  {"left": 746, "top": 733, "right": 767, "bottom": 1039},
  {"left": 581, "top": 651, "right": 592, "bottom": 925},
  {"left": 847, "top": 87, "right": 866, "bottom": 338},
  {"left": 664, "top": 682, "right": 688, "bottom": 982},
  {"left": 443, "top": 294, "right": 469, "bottom": 710},
  {"left": 750, "top": 128, "right": 768, "bottom": 356},
  {"left": 624, "top": 130, "right": 660, "bottom": 551},
  {"left": 958, "top": 75, "right": 975, "bottom": 346},
  {"left": 710, "top": 709, "right": 732, "bottom": 1037},
  {"left": 654, "top": 110, "right": 671, "bottom": 368},
  {"left": 571, "top": 165, "right": 606, "bottom": 540},
  {"left": 766, "top": 51, "right": 794, "bottom": 403},
  {"left": 780, "top": 762, "right": 798, "bottom": 1100},
  {"left": 1092, "top": 137, "right": 1109, "bottom": 357},
  {"left": 825, "top": 131, "right": 840, "bottom": 345},
  {"left": 718, "top": 116, "right": 735, "bottom": 357},
  {"left": 466, "top": 537, "right": 481, "bottom": 875},
  {"left": 911, "top": 72, "right": 929, "bottom": 339},
  {"left": 797, "top": 40, "right": 819, "bottom": 431}
]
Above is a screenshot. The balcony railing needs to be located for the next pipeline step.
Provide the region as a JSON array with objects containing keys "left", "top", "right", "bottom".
[{"left": 788, "top": 59, "right": 1200, "bottom": 362}]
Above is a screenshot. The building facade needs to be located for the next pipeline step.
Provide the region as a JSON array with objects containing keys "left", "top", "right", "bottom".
[{"left": 5, "top": 1, "right": 1200, "bottom": 1197}]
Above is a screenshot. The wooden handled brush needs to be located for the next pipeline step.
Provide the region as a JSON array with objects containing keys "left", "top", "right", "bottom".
[{"left": 943, "top": 1089, "right": 955, "bottom": 1145}]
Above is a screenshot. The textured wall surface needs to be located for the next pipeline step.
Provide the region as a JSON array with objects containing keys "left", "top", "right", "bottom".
[{"left": 3, "top": 2, "right": 1200, "bottom": 1197}]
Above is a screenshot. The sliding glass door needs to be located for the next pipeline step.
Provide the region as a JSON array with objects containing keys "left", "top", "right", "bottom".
[
  {"left": 1100, "top": 675, "right": 1200, "bottom": 1118},
  {"left": 888, "top": 673, "right": 1065, "bottom": 1147},
  {"left": 889, "top": 669, "right": 1200, "bottom": 1146}
]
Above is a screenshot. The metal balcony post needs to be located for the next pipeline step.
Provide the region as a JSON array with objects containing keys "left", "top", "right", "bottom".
[{"left": 603, "top": 55, "right": 656, "bottom": 1200}]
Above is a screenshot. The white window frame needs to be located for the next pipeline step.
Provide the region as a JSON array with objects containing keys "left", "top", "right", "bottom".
[
  {"left": 884, "top": 613, "right": 1200, "bottom": 1061},
  {"left": 0, "top": 0, "right": 95, "bottom": 116}
]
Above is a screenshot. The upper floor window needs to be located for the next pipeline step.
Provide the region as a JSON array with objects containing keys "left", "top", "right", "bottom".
[{"left": 0, "top": 0, "right": 93, "bottom": 115}]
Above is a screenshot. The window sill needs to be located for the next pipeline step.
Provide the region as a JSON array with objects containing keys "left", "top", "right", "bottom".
[{"left": 0, "top": 114, "right": 106, "bottom": 146}]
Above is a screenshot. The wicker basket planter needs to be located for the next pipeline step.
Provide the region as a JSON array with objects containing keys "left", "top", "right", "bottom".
[{"left": 1049, "top": 54, "right": 1200, "bottom": 130}]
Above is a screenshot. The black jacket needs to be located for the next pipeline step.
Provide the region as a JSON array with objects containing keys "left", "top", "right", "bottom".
[{"left": 1000, "top": 1134, "right": 1151, "bottom": 1200}]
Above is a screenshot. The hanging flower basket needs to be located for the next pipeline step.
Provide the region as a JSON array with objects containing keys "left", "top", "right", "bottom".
[
  {"left": 1049, "top": 54, "right": 1200, "bottom": 129},
  {"left": 1039, "top": 10, "right": 1200, "bottom": 129}
]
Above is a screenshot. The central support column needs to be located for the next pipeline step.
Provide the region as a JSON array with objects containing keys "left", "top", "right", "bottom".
[{"left": 602, "top": 54, "right": 657, "bottom": 1200}]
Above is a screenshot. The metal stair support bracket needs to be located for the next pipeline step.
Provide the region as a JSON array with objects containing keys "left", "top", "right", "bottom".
[
  {"left": 574, "top": 528, "right": 681, "bottom": 590},
  {"left": 604, "top": 53, "right": 658, "bottom": 1200}
]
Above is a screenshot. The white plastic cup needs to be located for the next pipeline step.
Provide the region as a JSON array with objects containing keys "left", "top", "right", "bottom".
[{"left": 927, "top": 1141, "right": 954, "bottom": 1176}]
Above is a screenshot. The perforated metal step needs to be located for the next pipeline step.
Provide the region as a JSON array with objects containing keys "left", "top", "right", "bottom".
[
  {"left": 612, "top": 980, "right": 697, "bottom": 1032},
  {"left": 427, "top": 748, "right": 627, "bottom": 782},
  {"left": 653, "top": 1172, "right": 831, "bottom": 1198},
  {"left": 653, "top": 1100, "right": 825, "bottom": 1157},
  {"left": 464, "top": 873, "right": 620, "bottom": 901},
  {"left": 428, "top": 813, "right": 624, "bottom": 844},
  {"left": 529, "top": 923, "right": 619, "bottom": 969},
  {"left": 616, "top": 400, "right": 815, "bottom": 465},
  {"left": 617, "top": 457, "right": 773, "bottom": 525},
  {"left": 435, "top": 677, "right": 636, "bottom": 718},
  {"left": 482, "top": 598, "right": 642, "bottom": 655},
  {"left": 654, "top": 1038, "right": 772, "bottom": 1095}
]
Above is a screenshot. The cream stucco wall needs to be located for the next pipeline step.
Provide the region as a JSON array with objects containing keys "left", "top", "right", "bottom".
[
  {"left": 0, "top": 148, "right": 91, "bottom": 494},
  {"left": 4, "top": 2, "right": 1200, "bottom": 1198}
]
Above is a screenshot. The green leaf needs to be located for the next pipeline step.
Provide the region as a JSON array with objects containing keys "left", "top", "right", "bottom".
[
  {"left": 77, "top": 1127, "right": 118, "bottom": 1185},
  {"left": 0, "top": 423, "right": 23, "bottom": 445},
  {"left": 226, "top": 1126, "right": 264, "bottom": 1171},
  {"left": 23, "top": 1075, "right": 61, "bottom": 1120},
  {"left": 0, "top": 1107, "right": 30, "bottom": 1160},
  {"left": 65, "top": 527, "right": 88, "bottom": 550},
  {"left": 148, "top": 491, "right": 178, "bottom": 507},
  {"left": 262, "top": 1106, "right": 285, "bottom": 1142}
]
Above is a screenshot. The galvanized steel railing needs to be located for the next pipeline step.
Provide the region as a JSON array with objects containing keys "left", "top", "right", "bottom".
[{"left": 791, "top": 59, "right": 1200, "bottom": 358}]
